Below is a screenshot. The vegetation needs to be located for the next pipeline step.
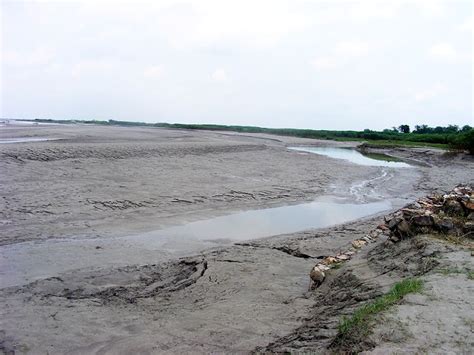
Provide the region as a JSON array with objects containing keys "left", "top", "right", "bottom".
[
  {"left": 30, "top": 119, "right": 474, "bottom": 153},
  {"left": 332, "top": 278, "right": 423, "bottom": 349}
]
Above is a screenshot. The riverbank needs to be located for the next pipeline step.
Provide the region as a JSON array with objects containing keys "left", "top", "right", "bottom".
[{"left": 0, "top": 124, "right": 473, "bottom": 353}]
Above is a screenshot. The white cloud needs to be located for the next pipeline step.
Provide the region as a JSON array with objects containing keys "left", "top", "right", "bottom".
[
  {"left": 335, "top": 40, "right": 369, "bottom": 57},
  {"left": 429, "top": 43, "right": 458, "bottom": 61},
  {"left": 309, "top": 57, "right": 338, "bottom": 70},
  {"left": 457, "top": 16, "right": 473, "bottom": 32},
  {"left": 3, "top": 48, "right": 55, "bottom": 67},
  {"left": 211, "top": 68, "right": 227, "bottom": 82},
  {"left": 413, "top": 0, "right": 446, "bottom": 17},
  {"left": 144, "top": 65, "right": 164, "bottom": 79},
  {"left": 310, "top": 40, "right": 369, "bottom": 70},
  {"left": 413, "top": 83, "right": 446, "bottom": 102},
  {"left": 71, "top": 59, "right": 114, "bottom": 77}
]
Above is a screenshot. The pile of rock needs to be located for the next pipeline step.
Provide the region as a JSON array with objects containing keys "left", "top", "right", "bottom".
[
  {"left": 309, "top": 228, "right": 387, "bottom": 290},
  {"left": 385, "top": 185, "right": 474, "bottom": 244},
  {"left": 309, "top": 186, "right": 473, "bottom": 290}
]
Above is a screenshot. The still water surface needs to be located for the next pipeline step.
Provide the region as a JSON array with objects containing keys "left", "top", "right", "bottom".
[
  {"left": 0, "top": 137, "right": 58, "bottom": 144},
  {"left": 1, "top": 198, "right": 391, "bottom": 287},
  {"left": 289, "top": 146, "right": 411, "bottom": 168}
]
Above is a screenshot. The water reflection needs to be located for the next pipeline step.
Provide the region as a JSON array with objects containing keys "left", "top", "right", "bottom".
[
  {"left": 289, "top": 146, "right": 411, "bottom": 168},
  {"left": 0, "top": 137, "right": 57, "bottom": 144},
  {"left": 0, "top": 198, "right": 391, "bottom": 287},
  {"left": 144, "top": 199, "right": 391, "bottom": 243}
]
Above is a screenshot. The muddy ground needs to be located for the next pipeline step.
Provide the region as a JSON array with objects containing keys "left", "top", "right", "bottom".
[{"left": 0, "top": 123, "right": 473, "bottom": 354}]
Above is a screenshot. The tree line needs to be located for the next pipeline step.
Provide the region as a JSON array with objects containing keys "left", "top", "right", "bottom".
[{"left": 31, "top": 119, "right": 474, "bottom": 154}]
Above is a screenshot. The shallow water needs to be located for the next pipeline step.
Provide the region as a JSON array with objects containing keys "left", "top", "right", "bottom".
[
  {"left": 143, "top": 198, "right": 391, "bottom": 242},
  {"left": 289, "top": 146, "right": 411, "bottom": 168},
  {"left": 0, "top": 137, "right": 58, "bottom": 144},
  {"left": 0, "top": 197, "right": 391, "bottom": 287}
]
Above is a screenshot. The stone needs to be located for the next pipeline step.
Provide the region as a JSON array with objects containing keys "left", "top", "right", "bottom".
[
  {"left": 336, "top": 254, "right": 351, "bottom": 261},
  {"left": 321, "top": 256, "right": 338, "bottom": 265},
  {"left": 467, "top": 212, "right": 474, "bottom": 221},
  {"left": 397, "top": 219, "right": 411, "bottom": 234},
  {"left": 463, "top": 221, "right": 474, "bottom": 234},
  {"left": 388, "top": 217, "right": 402, "bottom": 230},
  {"left": 411, "top": 215, "right": 434, "bottom": 227},
  {"left": 461, "top": 199, "right": 474, "bottom": 211},
  {"left": 443, "top": 199, "right": 465, "bottom": 216},
  {"left": 310, "top": 267, "right": 326, "bottom": 289},
  {"left": 437, "top": 218, "right": 454, "bottom": 232},
  {"left": 377, "top": 224, "right": 389, "bottom": 231},
  {"left": 352, "top": 240, "right": 366, "bottom": 249},
  {"left": 390, "top": 235, "right": 400, "bottom": 243},
  {"left": 318, "top": 264, "right": 330, "bottom": 271}
]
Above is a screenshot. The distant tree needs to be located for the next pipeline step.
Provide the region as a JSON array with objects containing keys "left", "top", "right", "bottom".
[
  {"left": 414, "top": 124, "right": 430, "bottom": 134},
  {"left": 461, "top": 125, "right": 472, "bottom": 132},
  {"left": 452, "top": 128, "right": 474, "bottom": 154},
  {"left": 398, "top": 124, "right": 410, "bottom": 133},
  {"left": 446, "top": 125, "right": 459, "bottom": 133}
]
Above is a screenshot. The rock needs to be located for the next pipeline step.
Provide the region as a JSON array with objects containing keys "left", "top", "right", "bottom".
[
  {"left": 467, "top": 212, "right": 474, "bottom": 221},
  {"left": 388, "top": 217, "right": 402, "bottom": 230},
  {"left": 463, "top": 221, "right": 474, "bottom": 234},
  {"left": 437, "top": 218, "right": 454, "bottom": 232},
  {"left": 397, "top": 219, "right": 411, "bottom": 234},
  {"left": 443, "top": 199, "right": 465, "bottom": 216},
  {"left": 352, "top": 240, "right": 366, "bottom": 249},
  {"left": 461, "top": 199, "right": 474, "bottom": 211},
  {"left": 335, "top": 254, "right": 351, "bottom": 261},
  {"left": 377, "top": 223, "right": 389, "bottom": 231},
  {"left": 318, "top": 264, "right": 330, "bottom": 271},
  {"left": 411, "top": 215, "right": 434, "bottom": 227},
  {"left": 321, "top": 256, "right": 338, "bottom": 265},
  {"left": 369, "top": 229, "right": 380, "bottom": 238},
  {"left": 309, "top": 266, "right": 325, "bottom": 289},
  {"left": 390, "top": 235, "right": 400, "bottom": 243}
]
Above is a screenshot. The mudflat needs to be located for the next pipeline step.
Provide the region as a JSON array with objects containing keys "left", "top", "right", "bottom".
[{"left": 1, "top": 123, "right": 473, "bottom": 354}]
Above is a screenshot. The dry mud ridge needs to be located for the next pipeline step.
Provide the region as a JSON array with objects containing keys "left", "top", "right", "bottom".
[{"left": 1, "top": 124, "right": 474, "bottom": 353}]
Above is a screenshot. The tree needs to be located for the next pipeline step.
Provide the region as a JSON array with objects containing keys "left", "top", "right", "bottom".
[
  {"left": 452, "top": 129, "right": 474, "bottom": 154},
  {"left": 398, "top": 124, "right": 410, "bottom": 133},
  {"left": 414, "top": 124, "right": 430, "bottom": 134}
]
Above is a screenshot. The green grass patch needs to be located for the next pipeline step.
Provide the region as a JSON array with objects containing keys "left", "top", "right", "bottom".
[
  {"left": 333, "top": 278, "right": 423, "bottom": 350},
  {"left": 359, "top": 140, "right": 449, "bottom": 149}
]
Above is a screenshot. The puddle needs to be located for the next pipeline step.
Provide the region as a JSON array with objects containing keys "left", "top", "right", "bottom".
[
  {"left": 0, "top": 137, "right": 58, "bottom": 144},
  {"left": 289, "top": 146, "right": 411, "bottom": 168},
  {"left": 0, "top": 198, "right": 391, "bottom": 288}
]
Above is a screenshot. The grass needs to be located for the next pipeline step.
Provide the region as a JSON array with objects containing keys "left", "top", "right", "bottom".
[
  {"left": 359, "top": 139, "right": 449, "bottom": 149},
  {"left": 333, "top": 278, "right": 423, "bottom": 349}
]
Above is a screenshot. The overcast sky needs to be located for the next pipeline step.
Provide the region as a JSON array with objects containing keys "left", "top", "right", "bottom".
[{"left": 1, "top": 0, "right": 472, "bottom": 130}]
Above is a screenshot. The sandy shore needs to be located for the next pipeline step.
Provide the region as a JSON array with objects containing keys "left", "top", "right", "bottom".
[{"left": 1, "top": 123, "right": 473, "bottom": 353}]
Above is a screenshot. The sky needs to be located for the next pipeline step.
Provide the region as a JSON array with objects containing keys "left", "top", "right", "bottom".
[{"left": 1, "top": 0, "right": 472, "bottom": 130}]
